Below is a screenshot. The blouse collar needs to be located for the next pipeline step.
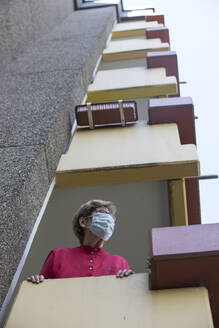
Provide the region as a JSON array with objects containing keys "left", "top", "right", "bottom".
[{"left": 79, "top": 244, "right": 104, "bottom": 254}]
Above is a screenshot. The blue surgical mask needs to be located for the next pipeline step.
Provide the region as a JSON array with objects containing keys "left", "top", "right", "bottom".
[{"left": 89, "top": 212, "right": 115, "bottom": 241}]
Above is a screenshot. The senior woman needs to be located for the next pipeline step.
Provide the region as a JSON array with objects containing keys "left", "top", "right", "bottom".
[{"left": 28, "top": 199, "right": 133, "bottom": 283}]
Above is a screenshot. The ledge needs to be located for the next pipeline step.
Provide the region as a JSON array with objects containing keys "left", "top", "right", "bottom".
[
  {"left": 111, "top": 21, "right": 163, "bottom": 38},
  {"left": 56, "top": 122, "right": 200, "bottom": 188},
  {"left": 102, "top": 38, "right": 170, "bottom": 61},
  {"left": 5, "top": 274, "right": 213, "bottom": 327},
  {"left": 87, "top": 67, "right": 178, "bottom": 102}
]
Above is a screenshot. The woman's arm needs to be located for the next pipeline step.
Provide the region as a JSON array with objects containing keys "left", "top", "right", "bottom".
[
  {"left": 39, "top": 250, "right": 55, "bottom": 278},
  {"left": 116, "top": 269, "right": 134, "bottom": 278},
  {"left": 116, "top": 257, "right": 134, "bottom": 278},
  {"left": 27, "top": 250, "right": 55, "bottom": 283},
  {"left": 27, "top": 274, "right": 45, "bottom": 284}
]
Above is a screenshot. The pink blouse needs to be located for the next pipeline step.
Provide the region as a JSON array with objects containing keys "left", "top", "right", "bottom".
[{"left": 40, "top": 245, "right": 130, "bottom": 279}]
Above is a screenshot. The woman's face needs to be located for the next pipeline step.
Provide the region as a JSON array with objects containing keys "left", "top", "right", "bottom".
[
  {"left": 80, "top": 207, "right": 115, "bottom": 244},
  {"left": 89, "top": 207, "right": 115, "bottom": 241}
]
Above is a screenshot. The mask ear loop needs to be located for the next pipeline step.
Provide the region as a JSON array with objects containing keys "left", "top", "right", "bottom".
[
  {"left": 87, "top": 102, "right": 94, "bottom": 129},
  {"left": 118, "top": 100, "right": 126, "bottom": 127}
]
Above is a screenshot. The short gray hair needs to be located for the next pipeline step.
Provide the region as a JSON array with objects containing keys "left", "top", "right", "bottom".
[{"left": 72, "top": 199, "right": 117, "bottom": 244}]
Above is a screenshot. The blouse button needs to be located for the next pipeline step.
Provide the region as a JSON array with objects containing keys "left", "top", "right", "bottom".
[
  {"left": 90, "top": 251, "right": 94, "bottom": 255},
  {"left": 89, "top": 259, "right": 93, "bottom": 263},
  {"left": 89, "top": 266, "right": 93, "bottom": 271}
]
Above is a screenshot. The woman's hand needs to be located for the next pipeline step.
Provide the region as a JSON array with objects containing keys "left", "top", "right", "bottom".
[
  {"left": 116, "top": 269, "right": 134, "bottom": 278},
  {"left": 27, "top": 274, "right": 45, "bottom": 284}
]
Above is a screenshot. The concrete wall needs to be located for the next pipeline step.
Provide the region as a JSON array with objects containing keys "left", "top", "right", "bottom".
[
  {"left": 0, "top": 0, "right": 74, "bottom": 69},
  {"left": 0, "top": 3, "right": 116, "bottom": 318}
]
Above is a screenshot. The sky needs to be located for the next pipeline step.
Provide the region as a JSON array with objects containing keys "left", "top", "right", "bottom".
[{"left": 123, "top": 0, "right": 219, "bottom": 223}]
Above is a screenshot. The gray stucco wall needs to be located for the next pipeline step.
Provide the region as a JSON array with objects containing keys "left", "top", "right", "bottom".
[
  {"left": 0, "top": 0, "right": 74, "bottom": 69},
  {"left": 0, "top": 4, "right": 116, "bottom": 314}
]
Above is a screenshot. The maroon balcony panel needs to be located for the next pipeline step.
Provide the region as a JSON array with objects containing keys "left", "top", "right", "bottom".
[
  {"left": 149, "top": 224, "right": 219, "bottom": 327},
  {"left": 148, "top": 97, "right": 195, "bottom": 144},
  {"left": 147, "top": 51, "right": 178, "bottom": 82},
  {"left": 145, "top": 14, "right": 165, "bottom": 25},
  {"left": 148, "top": 97, "right": 200, "bottom": 224},
  {"left": 147, "top": 51, "right": 179, "bottom": 96},
  {"left": 146, "top": 27, "right": 169, "bottom": 44},
  {"left": 185, "top": 178, "right": 201, "bottom": 225}
]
